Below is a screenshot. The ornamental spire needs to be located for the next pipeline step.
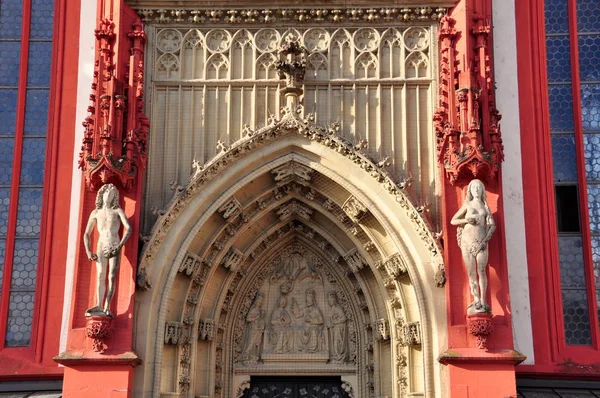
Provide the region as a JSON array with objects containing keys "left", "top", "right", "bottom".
[{"left": 276, "top": 35, "right": 308, "bottom": 108}]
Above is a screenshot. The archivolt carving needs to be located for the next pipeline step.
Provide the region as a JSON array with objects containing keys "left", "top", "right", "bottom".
[{"left": 140, "top": 103, "right": 443, "bottom": 284}]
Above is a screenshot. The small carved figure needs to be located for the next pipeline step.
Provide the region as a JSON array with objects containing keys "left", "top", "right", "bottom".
[
  {"left": 450, "top": 179, "right": 496, "bottom": 314},
  {"left": 269, "top": 296, "right": 293, "bottom": 353},
  {"left": 84, "top": 183, "right": 132, "bottom": 317},
  {"left": 300, "top": 289, "right": 324, "bottom": 353},
  {"left": 327, "top": 292, "right": 347, "bottom": 363},
  {"left": 242, "top": 293, "right": 265, "bottom": 364}
]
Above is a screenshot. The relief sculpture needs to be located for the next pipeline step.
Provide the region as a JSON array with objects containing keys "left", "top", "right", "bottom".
[
  {"left": 242, "top": 293, "right": 265, "bottom": 365},
  {"left": 327, "top": 292, "right": 347, "bottom": 363},
  {"left": 269, "top": 296, "right": 293, "bottom": 353},
  {"left": 237, "top": 244, "right": 356, "bottom": 366}
]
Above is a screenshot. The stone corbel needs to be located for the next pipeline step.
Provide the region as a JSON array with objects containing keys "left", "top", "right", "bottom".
[
  {"left": 198, "top": 318, "right": 215, "bottom": 341},
  {"left": 218, "top": 197, "right": 242, "bottom": 220},
  {"left": 221, "top": 247, "right": 243, "bottom": 271},
  {"left": 179, "top": 252, "right": 201, "bottom": 276},
  {"left": 342, "top": 196, "right": 368, "bottom": 223},
  {"left": 344, "top": 248, "right": 366, "bottom": 273},
  {"left": 271, "top": 161, "right": 313, "bottom": 186},
  {"left": 164, "top": 321, "right": 182, "bottom": 345},
  {"left": 374, "top": 318, "right": 390, "bottom": 341},
  {"left": 85, "top": 316, "right": 113, "bottom": 352},
  {"left": 403, "top": 321, "right": 422, "bottom": 346},
  {"left": 383, "top": 253, "right": 408, "bottom": 279}
]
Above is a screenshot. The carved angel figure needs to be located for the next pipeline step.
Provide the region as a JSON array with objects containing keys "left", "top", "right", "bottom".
[{"left": 450, "top": 179, "right": 496, "bottom": 314}]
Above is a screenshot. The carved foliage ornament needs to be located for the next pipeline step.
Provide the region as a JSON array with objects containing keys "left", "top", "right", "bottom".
[
  {"left": 79, "top": 18, "right": 149, "bottom": 190},
  {"left": 434, "top": 15, "right": 504, "bottom": 184},
  {"left": 138, "top": 7, "right": 448, "bottom": 25}
]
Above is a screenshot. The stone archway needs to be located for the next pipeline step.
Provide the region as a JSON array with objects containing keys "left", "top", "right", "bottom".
[{"left": 133, "top": 104, "right": 447, "bottom": 397}]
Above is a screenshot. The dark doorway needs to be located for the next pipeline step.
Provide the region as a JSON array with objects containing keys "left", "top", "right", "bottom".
[{"left": 242, "top": 376, "right": 350, "bottom": 398}]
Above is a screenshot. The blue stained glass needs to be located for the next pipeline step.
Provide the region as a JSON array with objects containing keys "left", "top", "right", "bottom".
[
  {"left": 0, "top": 0, "right": 22, "bottom": 39},
  {"left": 5, "top": 291, "right": 35, "bottom": 347},
  {"left": 19, "top": 139, "right": 45, "bottom": 186},
  {"left": 30, "top": 0, "right": 54, "bottom": 40},
  {"left": 558, "top": 236, "right": 592, "bottom": 345},
  {"left": 588, "top": 184, "right": 600, "bottom": 233},
  {"left": 584, "top": 134, "right": 600, "bottom": 180},
  {"left": 577, "top": 0, "right": 600, "bottom": 33},
  {"left": 546, "top": 36, "right": 571, "bottom": 83},
  {"left": 545, "top": 0, "right": 569, "bottom": 34},
  {"left": 581, "top": 84, "right": 600, "bottom": 131},
  {"left": 0, "top": 41, "right": 21, "bottom": 86},
  {"left": 24, "top": 89, "right": 49, "bottom": 137},
  {"left": 0, "top": 240, "right": 4, "bottom": 295},
  {"left": 552, "top": 134, "right": 578, "bottom": 182},
  {"left": 26, "top": 41, "right": 52, "bottom": 87},
  {"left": 0, "top": 89, "right": 18, "bottom": 136},
  {"left": 549, "top": 84, "right": 575, "bottom": 131},
  {"left": 0, "top": 138, "right": 14, "bottom": 185},
  {"left": 578, "top": 35, "right": 600, "bottom": 82},
  {"left": 0, "top": 188, "right": 9, "bottom": 236}
]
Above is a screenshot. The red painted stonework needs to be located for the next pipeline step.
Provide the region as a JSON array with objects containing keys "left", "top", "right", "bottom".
[
  {"left": 56, "top": 1, "right": 148, "bottom": 396},
  {"left": 437, "top": 0, "right": 522, "bottom": 396}
]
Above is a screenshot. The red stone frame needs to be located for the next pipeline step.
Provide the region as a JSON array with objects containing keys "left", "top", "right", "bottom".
[
  {"left": 0, "top": 0, "right": 80, "bottom": 377},
  {"left": 516, "top": 0, "right": 600, "bottom": 375}
]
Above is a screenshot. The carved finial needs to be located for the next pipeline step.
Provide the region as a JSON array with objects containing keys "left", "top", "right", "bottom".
[{"left": 277, "top": 35, "right": 308, "bottom": 107}]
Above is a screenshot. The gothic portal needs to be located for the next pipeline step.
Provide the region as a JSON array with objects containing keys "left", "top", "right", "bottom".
[{"left": 133, "top": 6, "right": 447, "bottom": 398}]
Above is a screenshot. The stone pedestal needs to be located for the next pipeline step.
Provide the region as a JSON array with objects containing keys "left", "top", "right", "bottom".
[{"left": 467, "top": 313, "right": 494, "bottom": 350}]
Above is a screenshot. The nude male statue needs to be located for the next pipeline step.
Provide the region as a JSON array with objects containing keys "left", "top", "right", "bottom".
[{"left": 84, "top": 183, "right": 132, "bottom": 317}]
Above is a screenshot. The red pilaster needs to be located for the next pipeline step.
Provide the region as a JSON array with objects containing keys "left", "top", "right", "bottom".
[
  {"left": 55, "top": 1, "right": 148, "bottom": 396},
  {"left": 437, "top": 0, "right": 524, "bottom": 395}
]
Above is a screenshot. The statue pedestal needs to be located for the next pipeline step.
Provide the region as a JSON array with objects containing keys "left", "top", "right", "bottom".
[
  {"left": 85, "top": 315, "right": 113, "bottom": 352},
  {"left": 466, "top": 313, "right": 494, "bottom": 350}
]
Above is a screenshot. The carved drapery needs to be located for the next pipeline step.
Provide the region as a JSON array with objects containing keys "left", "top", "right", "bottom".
[
  {"left": 434, "top": 15, "right": 504, "bottom": 184},
  {"left": 79, "top": 18, "right": 149, "bottom": 190}
]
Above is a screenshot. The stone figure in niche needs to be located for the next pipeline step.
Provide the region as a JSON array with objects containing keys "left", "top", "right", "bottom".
[
  {"left": 451, "top": 179, "right": 496, "bottom": 314},
  {"left": 242, "top": 293, "right": 265, "bottom": 364},
  {"left": 84, "top": 183, "right": 132, "bottom": 318},
  {"left": 269, "top": 296, "right": 293, "bottom": 353},
  {"left": 327, "top": 292, "right": 347, "bottom": 363},
  {"left": 298, "top": 289, "right": 325, "bottom": 353}
]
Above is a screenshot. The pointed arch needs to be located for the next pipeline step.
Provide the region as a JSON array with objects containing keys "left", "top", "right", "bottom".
[{"left": 134, "top": 111, "right": 446, "bottom": 397}]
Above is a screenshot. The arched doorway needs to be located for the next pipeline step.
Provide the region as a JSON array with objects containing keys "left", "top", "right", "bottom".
[{"left": 133, "top": 104, "right": 447, "bottom": 397}]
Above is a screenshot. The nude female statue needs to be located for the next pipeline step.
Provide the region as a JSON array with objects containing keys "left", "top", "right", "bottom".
[
  {"left": 450, "top": 179, "right": 496, "bottom": 314},
  {"left": 84, "top": 184, "right": 132, "bottom": 317}
]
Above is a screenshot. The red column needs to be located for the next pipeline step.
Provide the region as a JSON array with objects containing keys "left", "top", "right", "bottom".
[
  {"left": 435, "top": 0, "right": 525, "bottom": 396},
  {"left": 54, "top": 1, "right": 148, "bottom": 396}
]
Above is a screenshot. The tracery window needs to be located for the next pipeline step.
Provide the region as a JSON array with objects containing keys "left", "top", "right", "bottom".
[
  {"left": 545, "top": 0, "right": 600, "bottom": 346},
  {"left": 0, "top": 0, "right": 54, "bottom": 347},
  {"left": 144, "top": 21, "right": 436, "bottom": 232}
]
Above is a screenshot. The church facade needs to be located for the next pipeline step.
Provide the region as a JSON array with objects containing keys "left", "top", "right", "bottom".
[{"left": 0, "top": 0, "right": 599, "bottom": 397}]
